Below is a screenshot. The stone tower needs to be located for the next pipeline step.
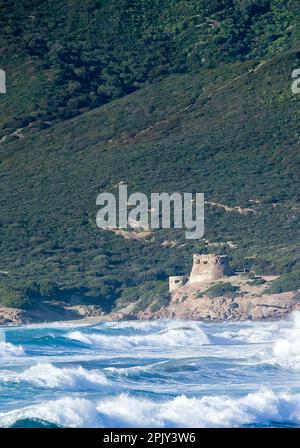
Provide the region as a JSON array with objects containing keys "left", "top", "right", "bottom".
[
  {"left": 189, "top": 254, "right": 232, "bottom": 284},
  {"left": 169, "top": 276, "right": 188, "bottom": 293}
]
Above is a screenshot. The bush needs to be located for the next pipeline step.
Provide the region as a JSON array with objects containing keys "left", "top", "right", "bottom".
[
  {"left": 229, "top": 302, "right": 239, "bottom": 309},
  {"left": 38, "top": 280, "right": 59, "bottom": 298},
  {"left": 0, "top": 284, "right": 30, "bottom": 308},
  {"left": 266, "top": 271, "right": 300, "bottom": 294},
  {"left": 120, "top": 281, "right": 170, "bottom": 313},
  {"left": 246, "top": 277, "right": 266, "bottom": 286},
  {"left": 204, "top": 282, "right": 240, "bottom": 299}
]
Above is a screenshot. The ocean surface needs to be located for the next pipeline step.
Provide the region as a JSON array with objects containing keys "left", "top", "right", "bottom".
[{"left": 0, "top": 313, "right": 299, "bottom": 428}]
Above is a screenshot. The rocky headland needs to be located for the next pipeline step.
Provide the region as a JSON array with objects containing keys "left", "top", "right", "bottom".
[{"left": 0, "top": 254, "right": 299, "bottom": 325}]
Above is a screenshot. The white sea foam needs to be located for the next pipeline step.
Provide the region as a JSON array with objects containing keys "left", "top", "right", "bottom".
[
  {"left": 95, "top": 389, "right": 300, "bottom": 427},
  {"left": 103, "top": 320, "right": 167, "bottom": 332},
  {"left": 0, "top": 363, "right": 110, "bottom": 390},
  {"left": 267, "top": 312, "right": 300, "bottom": 370},
  {"left": 1, "top": 388, "right": 299, "bottom": 428},
  {"left": 0, "top": 342, "right": 24, "bottom": 357},
  {"left": 105, "top": 365, "right": 147, "bottom": 377},
  {"left": 0, "top": 316, "right": 299, "bottom": 428},
  {"left": 213, "top": 322, "right": 282, "bottom": 344},
  {"left": 0, "top": 397, "right": 102, "bottom": 428}
]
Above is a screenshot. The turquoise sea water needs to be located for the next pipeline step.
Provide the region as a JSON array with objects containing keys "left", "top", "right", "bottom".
[{"left": 0, "top": 313, "right": 299, "bottom": 428}]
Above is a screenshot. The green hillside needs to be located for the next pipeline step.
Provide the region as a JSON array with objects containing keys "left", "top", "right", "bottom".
[
  {"left": 0, "top": 0, "right": 300, "bottom": 311},
  {"left": 1, "top": 0, "right": 299, "bottom": 132}
]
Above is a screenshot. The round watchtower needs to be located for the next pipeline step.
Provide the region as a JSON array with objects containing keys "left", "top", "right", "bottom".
[{"left": 189, "top": 254, "right": 232, "bottom": 284}]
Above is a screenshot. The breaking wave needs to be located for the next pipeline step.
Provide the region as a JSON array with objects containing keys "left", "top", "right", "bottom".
[
  {"left": 0, "top": 342, "right": 24, "bottom": 357},
  {"left": 266, "top": 312, "right": 300, "bottom": 370},
  {"left": 214, "top": 322, "right": 281, "bottom": 344},
  {"left": 1, "top": 315, "right": 299, "bottom": 428},
  {"left": 66, "top": 324, "right": 211, "bottom": 350},
  {"left": 1, "top": 388, "right": 300, "bottom": 428},
  {"left": 0, "top": 363, "right": 110, "bottom": 391}
]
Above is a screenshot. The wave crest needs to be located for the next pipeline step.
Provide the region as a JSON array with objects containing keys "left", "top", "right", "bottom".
[
  {"left": 0, "top": 342, "right": 24, "bottom": 357},
  {"left": 271, "top": 312, "right": 300, "bottom": 370},
  {"left": 0, "top": 363, "right": 110, "bottom": 391},
  {"left": 67, "top": 323, "right": 211, "bottom": 350},
  {"left": 1, "top": 388, "right": 300, "bottom": 428}
]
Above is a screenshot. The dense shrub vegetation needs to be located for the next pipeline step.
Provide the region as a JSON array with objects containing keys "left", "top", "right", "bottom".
[
  {"left": 0, "top": 0, "right": 299, "bottom": 133},
  {"left": 267, "top": 271, "right": 300, "bottom": 294},
  {"left": 0, "top": 284, "right": 30, "bottom": 308},
  {"left": 246, "top": 276, "right": 266, "bottom": 286},
  {"left": 203, "top": 282, "right": 240, "bottom": 298},
  {"left": 0, "top": 1, "right": 299, "bottom": 309}
]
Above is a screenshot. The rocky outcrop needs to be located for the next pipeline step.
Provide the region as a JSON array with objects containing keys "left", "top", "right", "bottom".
[
  {"left": 0, "top": 306, "right": 27, "bottom": 325},
  {"left": 1, "top": 291, "right": 300, "bottom": 325},
  {"left": 163, "top": 254, "right": 300, "bottom": 321},
  {"left": 166, "top": 289, "right": 300, "bottom": 321},
  {"left": 114, "top": 290, "right": 300, "bottom": 322}
]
